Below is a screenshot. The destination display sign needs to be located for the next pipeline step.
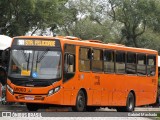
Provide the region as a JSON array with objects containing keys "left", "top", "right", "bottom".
[
  {"left": 12, "top": 38, "right": 60, "bottom": 47},
  {"left": 18, "top": 40, "right": 55, "bottom": 46}
]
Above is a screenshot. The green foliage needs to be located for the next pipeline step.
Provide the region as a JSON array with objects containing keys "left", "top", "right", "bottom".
[
  {"left": 56, "top": 0, "right": 122, "bottom": 43},
  {"left": 0, "top": 0, "right": 35, "bottom": 36},
  {"left": 108, "top": 0, "right": 154, "bottom": 47},
  {"left": 138, "top": 28, "right": 160, "bottom": 52},
  {"left": 59, "top": 17, "right": 109, "bottom": 41},
  {"left": 1, "top": 0, "right": 160, "bottom": 53},
  {"left": 0, "top": 0, "right": 67, "bottom": 37}
]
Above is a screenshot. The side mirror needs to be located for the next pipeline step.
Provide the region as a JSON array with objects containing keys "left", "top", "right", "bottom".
[{"left": 68, "top": 54, "right": 74, "bottom": 65}]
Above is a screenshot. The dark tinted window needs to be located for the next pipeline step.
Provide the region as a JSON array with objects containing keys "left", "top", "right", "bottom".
[
  {"left": 79, "top": 47, "right": 91, "bottom": 71},
  {"left": 104, "top": 50, "right": 115, "bottom": 73},
  {"left": 147, "top": 55, "right": 156, "bottom": 76},
  {"left": 127, "top": 53, "right": 136, "bottom": 63},
  {"left": 64, "top": 44, "right": 76, "bottom": 82},
  {"left": 137, "top": 54, "right": 146, "bottom": 75},
  {"left": 126, "top": 53, "right": 136, "bottom": 74},
  {"left": 115, "top": 51, "right": 125, "bottom": 74},
  {"left": 92, "top": 49, "right": 103, "bottom": 72}
]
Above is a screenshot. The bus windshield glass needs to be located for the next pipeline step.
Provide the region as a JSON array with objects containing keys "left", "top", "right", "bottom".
[{"left": 8, "top": 49, "right": 62, "bottom": 79}]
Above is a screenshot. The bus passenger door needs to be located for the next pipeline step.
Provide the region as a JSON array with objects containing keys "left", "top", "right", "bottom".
[{"left": 63, "top": 44, "right": 76, "bottom": 105}]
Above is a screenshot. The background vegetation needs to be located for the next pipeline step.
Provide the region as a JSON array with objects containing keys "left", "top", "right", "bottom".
[{"left": 1, "top": 0, "right": 160, "bottom": 52}]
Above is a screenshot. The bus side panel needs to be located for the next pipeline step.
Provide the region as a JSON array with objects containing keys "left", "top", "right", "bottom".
[
  {"left": 105, "top": 74, "right": 157, "bottom": 107},
  {"left": 91, "top": 73, "right": 102, "bottom": 105},
  {"left": 121, "top": 75, "right": 158, "bottom": 107},
  {"left": 63, "top": 88, "right": 72, "bottom": 105},
  {"left": 107, "top": 74, "right": 127, "bottom": 106},
  {"left": 62, "top": 41, "right": 158, "bottom": 107},
  {"left": 100, "top": 74, "right": 113, "bottom": 106},
  {"left": 76, "top": 72, "right": 93, "bottom": 105},
  {"left": 62, "top": 73, "right": 79, "bottom": 106}
]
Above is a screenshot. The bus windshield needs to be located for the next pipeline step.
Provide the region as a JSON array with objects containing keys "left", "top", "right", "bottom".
[{"left": 8, "top": 49, "right": 62, "bottom": 79}]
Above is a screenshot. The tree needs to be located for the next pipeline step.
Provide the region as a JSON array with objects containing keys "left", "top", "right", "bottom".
[
  {"left": 107, "top": 0, "right": 149, "bottom": 47},
  {"left": 29, "top": 0, "right": 68, "bottom": 36},
  {"left": 138, "top": 28, "right": 160, "bottom": 53},
  {"left": 0, "top": 0, "right": 36, "bottom": 36},
  {"left": 0, "top": 0, "right": 67, "bottom": 37},
  {"left": 56, "top": 0, "right": 119, "bottom": 42},
  {"left": 1, "top": 0, "right": 160, "bottom": 53},
  {"left": 80, "top": 0, "right": 160, "bottom": 47}
]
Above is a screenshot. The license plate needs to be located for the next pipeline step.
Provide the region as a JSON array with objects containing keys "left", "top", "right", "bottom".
[{"left": 25, "top": 96, "right": 34, "bottom": 100}]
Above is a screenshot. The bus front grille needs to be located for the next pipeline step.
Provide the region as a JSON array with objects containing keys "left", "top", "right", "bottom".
[{"left": 8, "top": 77, "right": 53, "bottom": 87}]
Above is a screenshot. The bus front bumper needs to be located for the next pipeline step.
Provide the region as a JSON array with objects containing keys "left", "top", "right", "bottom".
[{"left": 6, "top": 89, "right": 63, "bottom": 105}]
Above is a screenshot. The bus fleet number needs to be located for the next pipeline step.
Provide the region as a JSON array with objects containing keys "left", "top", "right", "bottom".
[{"left": 94, "top": 76, "right": 100, "bottom": 85}]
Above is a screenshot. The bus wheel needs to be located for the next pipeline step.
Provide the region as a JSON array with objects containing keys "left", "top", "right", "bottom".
[
  {"left": 72, "top": 90, "right": 86, "bottom": 112},
  {"left": 116, "top": 92, "right": 135, "bottom": 112},
  {"left": 126, "top": 92, "right": 135, "bottom": 112},
  {"left": 26, "top": 103, "right": 39, "bottom": 111}
]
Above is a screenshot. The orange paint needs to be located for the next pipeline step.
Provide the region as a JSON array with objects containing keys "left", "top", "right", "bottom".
[{"left": 6, "top": 36, "right": 158, "bottom": 109}]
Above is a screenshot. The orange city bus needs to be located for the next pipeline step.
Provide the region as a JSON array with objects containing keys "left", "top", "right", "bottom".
[{"left": 5, "top": 36, "right": 158, "bottom": 112}]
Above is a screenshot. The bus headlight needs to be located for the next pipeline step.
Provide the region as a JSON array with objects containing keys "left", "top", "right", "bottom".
[
  {"left": 7, "top": 85, "right": 14, "bottom": 95},
  {"left": 48, "top": 86, "right": 60, "bottom": 96}
]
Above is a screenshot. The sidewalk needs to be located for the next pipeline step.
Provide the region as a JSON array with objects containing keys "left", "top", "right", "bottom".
[
  {"left": 99, "top": 107, "right": 160, "bottom": 112},
  {"left": 135, "top": 107, "right": 160, "bottom": 111}
]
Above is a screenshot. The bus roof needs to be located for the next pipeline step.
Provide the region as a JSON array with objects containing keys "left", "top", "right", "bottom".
[
  {"left": 13, "top": 36, "right": 158, "bottom": 54},
  {"left": 60, "top": 38, "right": 157, "bottom": 54}
]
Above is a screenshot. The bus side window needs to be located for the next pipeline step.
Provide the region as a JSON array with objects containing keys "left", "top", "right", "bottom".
[
  {"left": 64, "top": 44, "right": 75, "bottom": 82},
  {"left": 104, "top": 50, "right": 115, "bottom": 73},
  {"left": 79, "top": 47, "right": 91, "bottom": 71},
  {"left": 137, "top": 54, "right": 146, "bottom": 76},
  {"left": 64, "top": 54, "right": 75, "bottom": 73},
  {"left": 115, "top": 51, "right": 126, "bottom": 74},
  {"left": 126, "top": 52, "right": 136, "bottom": 74},
  {"left": 147, "top": 55, "right": 156, "bottom": 76},
  {"left": 92, "top": 49, "right": 103, "bottom": 72}
]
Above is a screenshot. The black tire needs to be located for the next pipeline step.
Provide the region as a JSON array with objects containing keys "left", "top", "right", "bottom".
[
  {"left": 116, "top": 107, "right": 123, "bottom": 112},
  {"left": 72, "top": 90, "right": 86, "bottom": 112},
  {"left": 26, "top": 103, "right": 39, "bottom": 111},
  {"left": 86, "top": 106, "right": 97, "bottom": 112},
  {"left": 1, "top": 101, "right": 7, "bottom": 105},
  {"left": 116, "top": 92, "right": 135, "bottom": 112}
]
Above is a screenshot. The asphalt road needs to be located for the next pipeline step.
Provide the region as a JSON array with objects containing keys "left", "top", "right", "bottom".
[
  {"left": 0, "top": 104, "right": 159, "bottom": 117},
  {"left": 0, "top": 104, "right": 160, "bottom": 112}
]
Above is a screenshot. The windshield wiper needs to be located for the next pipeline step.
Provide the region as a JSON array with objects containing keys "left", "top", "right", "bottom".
[
  {"left": 37, "top": 49, "right": 49, "bottom": 63},
  {"left": 21, "top": 50, "right": 30, "bottom": 71},
  {"left": 35, "top": 49, "right": 49, "bottom": 72},
  {"left": 27, "top": 53, "right": 30, "bottom": 71},
  {"left": 21, "top": 50, "right": 28, "bottom": 62}
]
